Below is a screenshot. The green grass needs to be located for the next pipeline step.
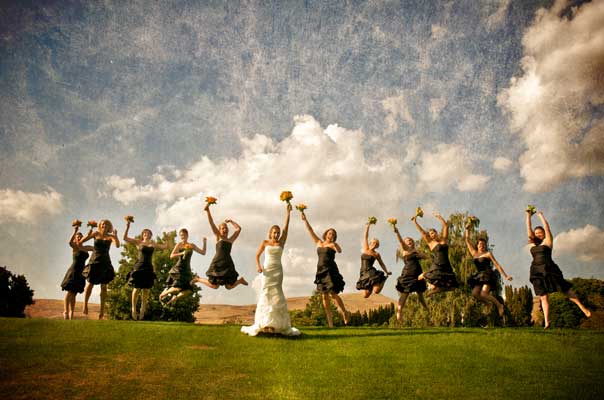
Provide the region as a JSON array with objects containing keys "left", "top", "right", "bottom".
[{"left": 1, "top": 319, "right": 603, "bottom": 399}]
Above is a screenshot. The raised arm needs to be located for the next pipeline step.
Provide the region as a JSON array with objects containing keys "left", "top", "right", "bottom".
[
  {"left": 375, "top": 253, "right": 391, "bottom": 275},
  {"left": 465, "top": 226, "right": 477, "bottom": 255},
  {"left": 362, "top": 223, "right": 370, "bottom": 252},
  {"left": 69, "top": 227, "right": 79, "bottom": 249},
  {"left": 122, "top": 221, "right": 139, "bottom": 245},
  {"left": 489, "top": 252, "right": 512, "bottom": 281},
  {"left": 255, "top": 240, "right": 267, "bottom": 273},
  {"left": 205, "top": 204, "right": 220, "bottom": 237},
  {"left": 393, "top": 227, "right": 411, "bottom": 251},
  {"left": 334, "top": 242, "right": 342, "bottom": 253},
  {"left": 526, "top": 210, "right": 534, "bottom": 241},
  {"left": 279, "top": 204, "right": 292, "bottom": 247},
  {"left": 537, "top": 211, "right": 553, "bottom": 247},
  {"left": 301, "top": 212, "right": 321, "bottom": 245},
  {"left": 226, "top": 219, "right": 241, "bottom": 242},
  {"left": 193, "top": 238, "right": 207, "bottom": 255},
  {"left": 79, "top": 228, "right": 95, "bottom": 244},
  {"left": 411, "top": 216, "right": 430, "bottom": 243},
  {"left": 110, "top": 229, "right": 120, "bottom": 248},
  {"left": 435, "top": 212, "right": 448, "bottom": 241}
]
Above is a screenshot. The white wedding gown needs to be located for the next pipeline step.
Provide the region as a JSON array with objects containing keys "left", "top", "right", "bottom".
[{"left": 241, "top": 245, "right": 300, "bottom": 336}]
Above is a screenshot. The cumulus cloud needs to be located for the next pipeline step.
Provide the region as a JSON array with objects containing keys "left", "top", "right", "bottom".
[
  {"left": 493, "top": 157, "right": 513, "bottom": 171},
  {"left": 0, "top": 187, "right": 64, "bottom": 223},
  {"left": 554, "top": 224, "right": 604, "bottom": 262},
  {"left": 415, "top": 143, "right": 490, "bottom": 192},
  {"left": 498, "top": 0, "right": 604, "bottom": 192}
]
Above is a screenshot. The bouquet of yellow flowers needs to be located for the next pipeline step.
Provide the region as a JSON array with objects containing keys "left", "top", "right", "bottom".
[
  {"left": 526, "top": 205, "right": 536, "bottom": 216},
  {"left": 124, "top": 215, "right": 134, "bottom": 223},
  {"left": 466, "top": 215, "right": 479, "bottom": 228},
  {"left": 72, "top": 219, "right": 82, "bottom": 228},
  {"left": 296, "top": 204, "right": 307, "bottom": 213},
  {"left": 388, "top": 218, "right": 397, "bottom": 229},
  {"left": 87, "top": 220, "right": 98, "bottom": 228},
  {"left": 205, "top": 196, "right": 218, "bottom": 206},
  {"left": 415, "top": 207, "right": 424, "bottom": 218},
  {"left": 280, "top": 191, "right": 293, "bottom": 204},
  {"left": 368, "top": 216, "right": 377, "bottom": 225},
  {"left": 183, "top": 243, "right": 193, "bottom": 254}
]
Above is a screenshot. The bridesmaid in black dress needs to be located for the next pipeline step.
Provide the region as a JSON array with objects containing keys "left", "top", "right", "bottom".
[
  {"left": 192, "top": 202, "right": 248, "bottom": 290},
  {"left": 392, "top": 227, "right": 429, "bottom": 323},
  {"left": 412, "top": 212, "right": 459, "bottom": 296},
  {"left": 464, "top": 224, "right": 512, "bottom": 318},
  {"left": 526, "top": 209, "right": 591, "bottom": 328},
  {"left": 301, "top": 210, "right": 350, "bottom": 327},
  {"left": 123, "top": 218, "right": 172, "bottom": 319},
  {"left": 356, "top": 222, "right": 391, "bottom": 298},
  {"left": 61, "top": 223, "right": 93, "bottom": 320},
  {"left": 79, "top": 219, "right": 120, "bottom": 319},
  {"left": 160, "top": 228, "right": 206, "bottom": 305}
]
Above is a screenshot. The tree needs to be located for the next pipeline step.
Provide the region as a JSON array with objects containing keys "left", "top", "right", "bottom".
[
  {"left": 107, "top": 231, "right": 200, "bottom": 322},
  {"left": 0, "top": 266, "right": 34, "bottom": 318},
  {"left": 504, "top": 285, "right": 533, "bottom": 327},
  {"left": 290, "top": 291, "right": 343, "bottom": 326}
]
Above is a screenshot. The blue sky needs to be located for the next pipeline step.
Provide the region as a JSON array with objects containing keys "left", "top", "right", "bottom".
[{"left": 1, "top": 0, "right": 603, "bottom": 304}]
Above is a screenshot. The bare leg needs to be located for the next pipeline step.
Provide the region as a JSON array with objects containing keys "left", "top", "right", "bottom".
[
  {"left": 363, "top": 289, "right": 371, "bottom": 298},
  {"left": 566, "top": 289, "right": 591, "bottom": 317},
  {"left": 225, "top": 277, "right": 249, "bottom": 290},
  {"left": 425, "top": 285, "right": 441, "bottom": 297},
  {"left": 140, "top": 289, "right": 149, "bottom": 319},
  {"left": 167, "top": 289, "right": 191, "bottom": 305},
  {"left": 83, "top": 282, "right": 93, "bottom": 315},
  {"left": 69, "top": 292, "right": 76, "bottom": 320},
  {"left": 63, "top": 292, "right": 70, "bottom": 319},
  {"left": 330, "top": 292, "right": 350, "bottom": 325},
  {"left": 373, "top": 281, "right": 385, "bottom": 295},
  {"left": 480, "top": 285, "right": 504, "bottom": 317},
  {"left": 194, "top": 277, "right": 219, "bottom": 290},
  {"left": 397, "top": 292, "right": 409, "bottom": 322},
  {"left": 131, "top": 288, "right": 140, "bottom": 320},
  {"left": 540, "top": 294, "right": 550, "bottom": 329},
  {"left": 160, "top": 287, "right": 181, "bottom": 301},
  {"left": 99, "top": 284, "right": 108, "bottom": 319},
  {"left": 417, "top": 293, "right": 429, "bottom": 311},
  {"left": 321, "top": 293, "right": 334, "bottom": 328}
]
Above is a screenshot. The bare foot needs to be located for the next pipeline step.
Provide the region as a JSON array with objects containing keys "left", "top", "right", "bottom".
[
  {"left": 62, "top": 312, "right": 68, "bottom": 320},
  {"left": 240, "top": 277, "right": 249, "bottom": 286},
  {"left": 343, "top": 311, "right": 351, "bottom": 326},
  {"left": 585, "top": 310, "right": 592, "bottom": 318},
  {"left": 131, "top": 311, "right": 138, "bottom": 320},
  {"left": 544, "top": 323, "right": 550, "bottom": 330},
  {"left": 98, "top": 313, "right": 105, "bottom": 320},
  {"left": 82, "top": 306, "right": 88, "bottom": 315}
]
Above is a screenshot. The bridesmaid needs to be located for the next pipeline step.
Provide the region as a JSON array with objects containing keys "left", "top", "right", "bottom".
[
  {"left": 526, "top": 209, "right": 591, "bottom": 328},
  {"left": 300, "top": 210, "right": 350, "bottom": 327},
  {"left": 79, "top": 219, "right": 120, "bottom": 319},
  {"left": 412, "top": 212, "right": 459, "bottom": 296},
  {"left": 392, "top": 227, "right": 429, "bottom": 322},
  {"left": 123, "top": 218, "right": 171, "bottom": 319},
  {"left": 356, "top": 222, "right": 391, "bottom": 298},
  {"left": 160, "top": 228, "right": 206, "bottom": 305},
  {"left": 60, "top": 223, "right": 93, "bottom": 320},
  {"left": 193, "top": 203, "right": 248, "bottom": 290},
  {"left": 464, "top": 224, "right": 512, "bottom": 318}
]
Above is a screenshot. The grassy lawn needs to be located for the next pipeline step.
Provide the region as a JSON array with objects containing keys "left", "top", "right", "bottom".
[{"left": 1, "top": 319, "right": 603, "bottom": 399}]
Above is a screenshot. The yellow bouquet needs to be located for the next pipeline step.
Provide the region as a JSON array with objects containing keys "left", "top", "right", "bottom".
[
  {"left": 87, "top": 220, "right": 98, "bottom": 228},
  {"left": 124, "top": 215, "right": 134, "bottom": 223},
  {"left": 368, "top": 216, "right": 377, "bottom": 225},
  {"left": 388, "top": 218, "right": 397, "bottom": 229},
  {"left": 296, "top": 204, "right": 307, "bottom": 213},
  {"left": 415, "top": 207, "right": 424, "bottom": 218},
  {"left": 205, "top": 196, "right": 218, "bottom": 205},
  {"left": 72, "top": 219, "right": 82, "bottom": 228},
  {"left": 526, "top": 205, "right": 536, "bottom": 215},
  {"left": 280, "top": 191, "right": 293, "bottom": 204},
  {"left": 467, "top": 215, "right": 479, "bottom": 228}
]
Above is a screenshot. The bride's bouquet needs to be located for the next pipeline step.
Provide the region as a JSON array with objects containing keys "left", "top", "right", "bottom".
[{"left": 466, "top": 215, "right": 479, "bottom": 229}]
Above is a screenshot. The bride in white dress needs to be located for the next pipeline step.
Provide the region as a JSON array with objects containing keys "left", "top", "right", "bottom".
[{"left": 241, "top": 203, "right": 300, "bottom": 337}]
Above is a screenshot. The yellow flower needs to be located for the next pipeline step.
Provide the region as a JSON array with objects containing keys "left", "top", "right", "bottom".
[
  {"left": 205, "top": 196, "right": 218, "bottom": 205},
  {"left": 280, "top": 191, "right": 293, "bottom": 204},
  {"left": 295, "top": 204, "right": 307, "bottom": 212},
  {"left": 415, "top": 207, "right": 424, "bottom": 218},
  {"left": 72, "top": 219, "right": 82, "bottom": 228},
  {"left": 87, "top": 220, "right": 98, "bottom": 228},
  {"left": 526, "top": 205, "right": 536, "bottom": 215},
  {"left": 368, "top": 216, "right": 377, "bottom": 225},
  {"left": 387, "top": 218, "right": 397, "bottom": 228},
  {"left": 124, "top": 215, "right": 134, "bottom": 223}
]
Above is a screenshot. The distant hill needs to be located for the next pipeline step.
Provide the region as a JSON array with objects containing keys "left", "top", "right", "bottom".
[{"left": 26, "top": 293, "right": 396, "bottom": 324}]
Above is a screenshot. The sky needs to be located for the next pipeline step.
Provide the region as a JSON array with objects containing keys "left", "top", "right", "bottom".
[{"left": 1, "top": 0, "right": 603, "bottom": 305}]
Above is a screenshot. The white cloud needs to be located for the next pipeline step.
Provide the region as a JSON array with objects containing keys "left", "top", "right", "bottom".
[
  {"left": 416, "top": 143, "right": 490, "bottom": 192},
  {"left": 493, "top": 157, "right": 513, "bottom": 171},
  {"left": 554, "top": 224, "right": 604, "bottom": 262},
  {"left": 0, "top": 187, "right": 63, "bottom": 223},
  {"left": 382, "top": 95, "right": 415, "bottom": 133},
  {"left": 498, "top": 0, "right": 604, "bottom": 192}
]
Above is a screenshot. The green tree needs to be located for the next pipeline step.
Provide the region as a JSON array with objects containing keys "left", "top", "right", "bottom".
[
  {"left": 0, "top": 266, "right": 34, "bottom": 318},
  {"left": 290, "top": 291, "right": 343, "bottom": 326},
  {"left": 107, "top": 231, "right": 200, "bottom": 322},
  {"left": 504, "top": 285, "right": 533, "bottom": 327}
]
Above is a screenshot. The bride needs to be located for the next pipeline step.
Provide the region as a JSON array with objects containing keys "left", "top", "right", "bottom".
[{"left": 241, "top": 203, "right": 300, "bottom": 337}]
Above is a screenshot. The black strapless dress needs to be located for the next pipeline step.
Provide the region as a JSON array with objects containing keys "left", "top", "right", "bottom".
[
  {"left": 467, "top": 257, "right": 498, "bottom": 289},
  {"left": 83, "top": 239, "right": 115, "bottom": 285},
  {"left": 356, "top": 253, "right": 386, "bottom": 291},
  {"left": 167, "top": 249, "right": 194, "bottom": 290},
  {"left": 61, "top": 250, "right": 89, "bottom": 293},
  {"left": 396, "top": 253, "right": 427, "bottom": 293},
  {"left": 128, "top": 246, "right": 156, "bottom": 289},
  {"left": 529, "top": 245, "right": 572, "bottom": 296},
  {"left": 206, "top": 240, "right": 239, "bottom": 286},
  {"left": 314, "top": 247, "right": 345, "bottom": 294},
  {"left": 422, "top": 243, "right": 459, "bottom": 289}
]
